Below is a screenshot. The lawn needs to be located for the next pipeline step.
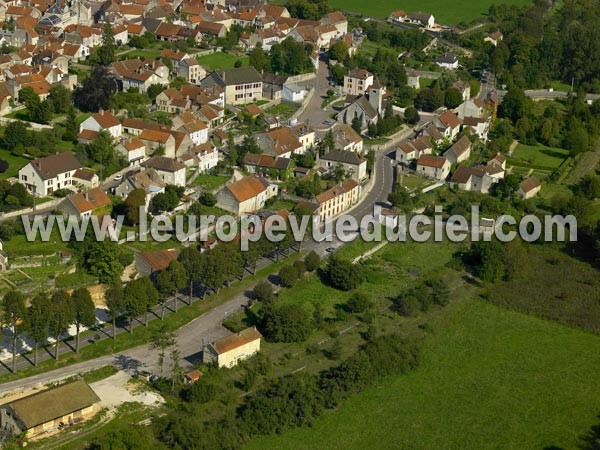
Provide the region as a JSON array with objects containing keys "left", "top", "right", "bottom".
[
  {"left": 0, "top": 150, "right": 30, "bottom": 179},
  {"left": 509, "top": 143, "right": 569, "bottom": 170},
  {"left": 328, "top": 0, "right": 533, "bottom": 24},
  {"left": 193, "top": 174, "right": 230, "bottom": 191},
  {"left": 196, "top": 52, "right": 249, "bottom": 71},
  {"left": 265, "top": 103, "right": 299, "bottom": 119},
  {"left": 246, "top": 298, "right": 600, "bottom": 450}
]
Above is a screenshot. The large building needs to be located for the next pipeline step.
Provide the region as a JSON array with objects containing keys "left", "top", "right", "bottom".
[
  {"left": 18, "top": 152, "right": 82, "bottom": 196},
  {"left": 216, "top": 175, "right": 277, "bottom": 216},
  {"left": 314, "top": 178, "right": 360, "bottom": 222},
  {"left": 201, "top": 67, "right": 263, "bottom": 105},
  {"left": 343, "top": 68, "right": 374, "bottom": 96},
  {"left": 203, "top": 327, "right": 262, "bottom": 368},
  {"left": 0, "top": 380, "right": 100, "bottom": 439},
  {"left": 318, "top": 149, "right": 367, "bottom": 182}
]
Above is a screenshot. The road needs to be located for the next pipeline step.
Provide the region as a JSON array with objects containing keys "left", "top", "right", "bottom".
[
  {"left": 0, "top": 147, "right": 396, "bottom": 394},
  {"left": 297, "top": 57, "right": 335, "bottom": 130}
]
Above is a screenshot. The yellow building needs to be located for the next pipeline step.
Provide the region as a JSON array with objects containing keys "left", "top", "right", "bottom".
[
  {"left": 0, "top": 380, "right": 100, "bottom": 439},
  {"left": 204, "top": 327, "right": 262, "bottom": 368},
  {"left": 314, "top": 178, "right": 360, "bottom": 222}
]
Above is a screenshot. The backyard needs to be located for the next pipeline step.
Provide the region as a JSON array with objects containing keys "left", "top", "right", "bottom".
[
  {"left": 193, "top": 174, "right": 230, "bottom": 191},
  {"left": 196, "top": 52, "right": 250, "bottom": 71},
  {"left": 508, "top": 143, "right": 569, "bottom": 176}
]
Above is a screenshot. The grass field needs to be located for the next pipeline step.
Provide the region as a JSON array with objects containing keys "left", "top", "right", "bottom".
[
  {"left": 0, "top": 150, "right": 30, "bottom": 180},
  {"left": 196, "top": 52, "right": 249, "bottom": 71},
  {"left": 246, "top": 298, "right": 600, "bottom": 450},
  {"left": 328, "top": 0, "right": 533, "bottom": 24},
  {"left": 509, "top": 143, "right": 569, "bottom": 170},
  {"left": 193, "top": 174, "right": 230, "bottom": 191}
]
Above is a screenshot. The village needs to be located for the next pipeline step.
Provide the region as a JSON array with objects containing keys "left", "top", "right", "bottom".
[{"left": 0, "top": 0, "right": 595, "bottom": 446}]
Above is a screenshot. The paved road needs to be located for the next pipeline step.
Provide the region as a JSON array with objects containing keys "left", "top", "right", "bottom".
[{"left": 297, "top": 56, "right": 334, "bottom": 129}]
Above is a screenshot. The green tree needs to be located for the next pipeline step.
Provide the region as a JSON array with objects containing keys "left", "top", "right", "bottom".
[
  {"left": 563, "top": 126, "right": 589, "bottom": 155},
  {"left": 124, "top": 277, "right": 159, "bottom": 328},
  {"left": 49, "top": 291, "right": 75, "bottom": 360},
  {"left": 124, "top": 188, "right": 146, "bottom": 226},
  {"left": 25, "top": 293, "right": 50, "bottom": 366},
  {"left": 250, "top": 43, "right": 269, "bottom": 72},
  {"left": 155, "top": 259, "right": 187, "bottom": 316},
  {"left": 105, "top": 281, "right": 125, "bottom": 339},
  {"left": 63, "top": 106, "right": 79, "bottom": 141},
  {"left": 48, "top": 84, "right": 72, "bottom": 113},
  {"left": 73, "top": 65, "right": 118, "bottom": 112},
  {"left": 328, "top": 41, "right": 348, "bottom": 61},
  {"left": 253, "top": 281, "right": 274, "bottom": 302},
  {"left": 3, "top": 120, "right": 28, "bottom": 150},
  {"left": 279, "top": 264, "right": 300, "bottom": 287},
  {"left": 151, "top": 324, "right": 175, "bottom": 375},
  {"left": 404, "top": 106, "right": 420, "bottom": 124},
  {"left": 346, "top": 292, "right": 372, "bottom": 313},
  {"left": 71, "top": 287, "right": 96, "bottom": 353},
  {"left": 2, "top": 290, "right": 25, "bottom": 372},
  {"left": 97, "top": 24, "right": 116, "bottom": 66},
  {"left": 444, "top": 87, "right": 463, "bottom": 109},
  {"left": 326, "top": 256, "right": 365, "bottom": 291},
  {"left": 304, "top": 250, "right": 321, "bottom": 272},
  {"left": 261, "top": 303, "right": 313, "bottom": 342}
]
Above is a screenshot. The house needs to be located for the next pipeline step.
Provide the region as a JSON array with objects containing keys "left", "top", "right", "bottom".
[
  {"left": 189, "top": 143, "right": 219, "bottom": 173},
  {"left": 176, "top": 57, "right": 205, "bottom": 84},
  {"left": 457, "top": 98, "right": 485, "bottom": 119},
  {"left": 155, "top": 84, "right": 224, "bottom": 114},
  {"left": 343, "top": 68, "right": 373, "bottom": 96},
  {"left": 463, "top": 116, "right": 489, "bottom": 141},
  {"left": 116, "top": 138, "right": 147, "bottom": 166},
  {"left": 388, "top": 10, "right": 407, "bottom": 24},
  {"left": 141, "top": 156, "right": 186, "bottom": 187},
  {"left": 18, "top": 152, "right": 82, "bottom": 196},
  {"left": 72, "top": 169, "right": 99, "bottom": 189},
  {"left": 63, "top": 188, "right": 111, "bottom": 219},
  {"left": 406, "top": 69, "right": 420, "bottom": 89},
  {"left": 314, "top": 178, "right": 360, "bottom": 222},
  {"left": 216, "top": 175, "right": 277, "bottom": 216},
  {"left": 434, "top": 111, "right": 462, "bottom": 140},
  {"left": 290, "top": 122, "right": 316, "bottom": 154},
  {"left": 114, "top": 168, "right": 165, "bottom": 205},
  {"left": 450, "top": 165, "right": 497, "bottom": 194},
  {"left": 396, "top": 136, "right": 434, "bottom": 165},
  {"left": 333, "top": 123, "right": 363, "bottom": 153},
  {"left": 375, "top": 207, "right": 399, "bottom": 229},
  {"left": 243, "top": 153, "right": 292, "bottom": 180},
  {"left": 0, "top": 381, "right": 100, "bottom": 438},
  {"left": 139, "top": 129, "right": 176, "bottom": 158},
  {"left": 79, "top": 110, "right": 122, "bottom": 139},
  {"left": 416, "top": 155, "right": 451, "bottom": 180},
  {"left": 203, "top": 327, "right": 262, "bottom": 368},
  {"left": 135, "top": 249, "right": 179, "bottom": 277},
  {"left": 444, "top": 135, "right": 472, "bottom": 164},
  {"left": 422, "top": 123, "right": 445, "bottom": 145},
  {"left": 518, "top": 176, "right": 541, "bottom": 199},
  {"left": 318, "top": 149, "right": 367, "bottom": 182},
  {"left": 172, "top": 111, "right": 208, "bottom": 145},
  {"left": 484, "top": 31, "right": 503, "bottom": 47},
  {"left": 283, "top": 83, "right": 306, "bottom": 103},
  {"left": 435, "top": 52, "right": 459, "bottom": 70},
  {"left": 111, "top": 58, "right": 169, "bottom": 93},
  {"left": 488, "top": 153, "right": 506, "bottom": 170},
  {"left": 200, "top": 66, "right": 263, "bottom": 105},
  {"left": 338, "top": 81, "right": 387, "bottom": 131},
  {"left": 452, "top": 80, "right": 471, "bottom": 101},
  {"left": 407, "top": 12, "right": 435, "bottom": 28},
  {"left": 320, "top": 11, "right": 348, "bottom": 36},
  {"left": 255, "top": 127, "right": 304, "bottom": 158}
]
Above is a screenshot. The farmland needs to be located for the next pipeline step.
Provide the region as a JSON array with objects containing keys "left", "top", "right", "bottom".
[{"left": 328, "top": 0, "right": 533, "bottom": 24}]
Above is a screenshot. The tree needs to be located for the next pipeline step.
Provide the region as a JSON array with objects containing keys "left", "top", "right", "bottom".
[
  {"left": 2, "top": 290, "right": 25, "bottom": 372},
  {"left": 155, "top": 260, "right": 187, "bottom": 317},
  {"left": 346, "top": 292, "right": 372, "bottom": 313},
  {"left": 124, "top": 277, "right": 159, "bottom": 329},
  {"left": 3, "top": 120, "right": 28, "bottom": 150},
  {"left": 249, "top": 44, "right": 268, "bottom": 72},
  {"left": 325, "top": 256, "right": 365, "bottom": 291},
  {"left": 329, "top": 64, "right": 347, "bottom": 86},
  {"left": 351, "top": 116, "right": 362, "bottom": 134},
  {"left": 124, "top": 188, "right": 146, "bottom": 225},
  {"left": 71, "top": 288, "right": 96, "bottom": 353},
  {"left": 304, "top": 250, "right": 321, "bottom": 272},
  {"left": 48, "top": 84, "right": 72, "bottom": 113},
  {"left": 83, "top": 240, "right": 123, "bottom": 283},
  {"left": 576, "top": 174, "right": 600, "bottom": 200},
  {"left": 105, "top": 281, "right": 125, "bottom": 339},
  {"left": 414, "top": 86, "right": 444, "bottom": 112},
  {"left": 199, "top": 191, "right": 217, "bottom": 207},
  {"left": 260, "top": 303, "right": 313, "bottom": 342},
  {"left": 170, "top": 346, "right": 185, "bottom": 392},
  {"left": 500, "top": 88, "right": 532, "bottom": 123},
  {"left": 328, "top": 41, "right": 348, "bottom": 61},
  {"left": 29, "top": 99, "right": 54, "bottom": 124},
  {"left": 151, "top": 324, "right": 175, "bottom": 376},
  {"left": 73, "top": 66, "right": 118, "bottom": 112},
  {"left": 563, "top": 126, "right": 589, "bottom": 155},
  {"left": 444, "top": 87, "right": 463, "bottom": 108},
  {"left": 404, "top": 106, "right": 420, "bottom": 124},
  {"left": 25, "top": 293, "right": 50, "bottom": 366},
  {"left": 63, "top": 106, "right": 79, "bottom": 141},
  {"left": 279, "top": 264, "right": 300, "bottom": 287},
  {"left": 253, "top": 281, "right": 274, "bottom": 302},
  {"left": 97, "top": 24, "right": 116, "bottom": 66},
  {"left": 18, "top": 86, "right": 38, "bottom": 105},
  {"left": 49, "top": 291, "right": 75, "bottom": 360}
]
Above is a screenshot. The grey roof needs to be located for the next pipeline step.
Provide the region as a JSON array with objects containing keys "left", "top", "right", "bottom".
[
  {"left": 320, "top": 149, "right": 363, "bottom": 165},
  {"left": 216, "top": 66, "right": 262, "bottom": 86},
  {"left": 354, "top": 95, "right": 378, "bottom": 119},
  {"left": 436, "top": 52, "right": 458, "bottom": 64}
]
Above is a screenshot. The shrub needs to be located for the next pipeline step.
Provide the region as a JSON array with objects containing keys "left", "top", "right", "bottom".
[
  {"left": 252, "top": 281, "right": 274, "bottom": 302},
  {"left": 278, "top": 264, "right": 299, "bottom": 288},
  {"left": 0, "top": 159, "right": 8, "bottom": 174},
  {"left": 260, "top": 303, "right": 313, "bottom": 342},
  {"left": 304, "top": 250, "right": 321, "bottom": 272},
  {"left": 346, "top": 293, "right": 372, "bottom": 313},
  {"left": 325, "top": 256, "right": 365, "bottom": 291}
]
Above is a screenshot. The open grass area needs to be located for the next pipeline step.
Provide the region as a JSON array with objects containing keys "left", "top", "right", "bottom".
[
  {"left": 246, "top": 297, "right": 600, "bottom": 450},
  {"left": 509, "top": 143, "right": 569, "bottom": 171},
  {"left": 328, "top": 0, "right": 533, "bottom": 24},
  {"left": 196, "top": 52, "right": 249, "bottom": 71},
  {"left": 265, "top": 102, "right": 299, "bottom": 119},
  {"left": 0, "top": 149, "right": 30, "bottom": 179},
  {"left": 193, "top": 173, "right": 230, "bottom": 191}
]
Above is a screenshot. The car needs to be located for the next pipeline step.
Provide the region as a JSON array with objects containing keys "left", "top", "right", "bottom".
[
  {"left": 113, "top": 174, "right": 123, "bottom": 181},
  {"left": 325, "top": 247, "right": 335, "bottom": 253}
]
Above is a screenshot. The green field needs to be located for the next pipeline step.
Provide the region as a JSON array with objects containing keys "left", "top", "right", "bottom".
[
  {"left": 329, "top": 0, "right": 533, "bottom": 24},
  {"left": 0, "top": 150, "right": 30, "bottom": 179},
  {"left": 247, "top": 298, "right": 600, "bottom": 450},
  {"left": 193, "top": 174, "right": 230, "bottom": 191},
  {"left": 196, "top": 52, "right": 250, "bottom": 71},
  {"left": 509, "top": 143, "right": 569, "bottom": 170}
]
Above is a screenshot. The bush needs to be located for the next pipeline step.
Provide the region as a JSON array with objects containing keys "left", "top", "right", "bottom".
[
  {"left": 278, "top": 264, "right": 300, "bottom": 288},
  {"left": 304, "top": 250, "right": 321, "bottom": 272},
  {"left": 293, "top": 260, "right": 306, "bottom": 277},
  {"left": 199, "top": 191, "right": 217, "bottom": 206},
  {"left": 346, "top": 293, "right": 372, "bottom": 313},
  {"left": 180, "top": 382, "right": 220, "bottom": 403},
  {"left": 52, "top": 188, "right": 72, "bottom": 198},
  {"left": 0, "top": 159, "right": 8, "bottom": 174},
  {"left": 325, "top": 256, "right": 365, "bottom": 291},
  {"left": 252, "top": 281, "right": 274, "bottom": 302}
]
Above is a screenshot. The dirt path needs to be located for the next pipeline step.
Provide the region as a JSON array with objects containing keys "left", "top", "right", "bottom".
[{"left": 508, "top": 140, "right": 518, "bottom": 156}]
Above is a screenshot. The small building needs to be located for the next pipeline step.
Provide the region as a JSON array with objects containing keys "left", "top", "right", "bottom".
[
  {"left": 135, "top": 249, "right": 179, "bottom": 277},
  {"left": 416, "top": 155, "right": 450, "bottom": 180},
  {"left": 435, "top": 52, "right": 459, "bottom": 70},
  {"left": 0, "top": 380, "right": 100, "bottom": 439},
  {"left": 388, "top": 10, "right": 407, "bottom": 24},
  {"left": 184, "top": 370, "right": 202, "bottom": 384},
  {"left": 141, "top": 156, "right": 186, "bottom": 187},
  {"left": 434, "top": 111, "right": 462, "bottom": 140},
  {"left": 201, "top": 66, "right": 263, "bottom": 106},
  {"left": 116, "top": 138, "right": 147, "bottom": 166},
  {"left": 63, "top": 188, "right": 112, "bottom": 219},
  {"left": 488, "top": 153, "right": 506, "bottom": 170},
  {"left": 407, "top": 12, "right": 435, "bottom": 28},
  {"left": 203, "top": 327, "right": 262, "bottom": 368},
  {"left": 484, "top": 31, "right": 503, "bottom": 47},
  {"left": 79, "top": 110, "right": 122, "bottom": 139},
  {"left": 72, "top": 169, "right": 99, "bottom": 189},
  {"left": 318, "top": 149, "right": 367, "bottom": 182},
  {"left": 283, "top": 83, "right": 306, "bottom": 102},
  {"left": 518, "top": 176, "right": 541, "bottom": 199},
  {"left": 444, "top": 135, "right": 472, "bottom": 164},
  {"left": 216, "top": 175, "right": 277, "bottom": 216}
]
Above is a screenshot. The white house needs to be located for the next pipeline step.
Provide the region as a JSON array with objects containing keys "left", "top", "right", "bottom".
[
  {"left": 141, "top": 156, "right": 187, "bottom": 187},
  {"left": 416, "top": 155, "right": 450, "bottom": 180},
  {"left": 283, "top": 83, "right": 306, "bottom": 102},
  {"left": 79, "top": 110, "right": 122, "bottom": 139},
  {"left": 18, "top": 152, "right": 82, "bottom": 196},
  {"left": 116, "top": 137, "right": 147, "bottom": 166},
  {"left": 216, "top": 175, "right": 277, "bottom": 216},
  {"left": 443, "top": 135, "right": 472, "bottom": 164},
  {"left": 435, "top": 52, "right": 459, "bottom": 70},
  {"left": 434, "top": 111, "right": 462, "bottom": 140},
  {"left": 518, "top": 176, "right": 541, "bottom": 199}
]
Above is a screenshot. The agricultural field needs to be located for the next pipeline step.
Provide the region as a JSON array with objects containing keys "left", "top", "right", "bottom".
[
  {"left": 246, "top": 297, "right": 600, "bottom": 450},
  {"left": 328, "top": 0, "right": 533, "bottom": 24},
  {"left": 508, "top": 143, "right": 569, "bottom": 176},
  {"left": 196, "top": 52, "right": 249, "bottom": 71}
]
